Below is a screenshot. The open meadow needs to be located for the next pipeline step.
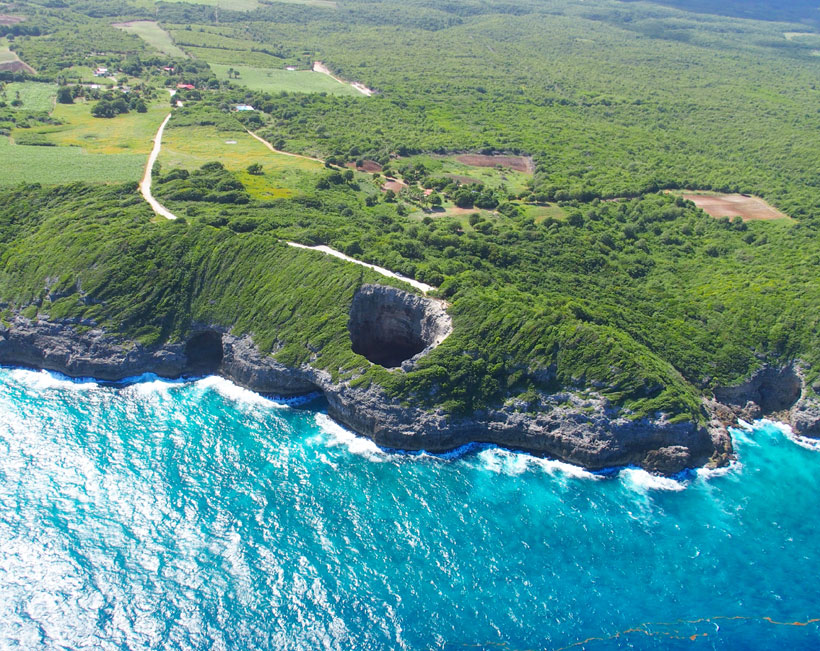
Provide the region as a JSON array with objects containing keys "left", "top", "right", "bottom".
[
  {"left": 113, "top": 21, "right": 188, "bottom": 58},
  {"left": 159, "top": 122, "right": 324, "bottom": 197},
  {"left": 11, "top": 101, "right": 169, "bottom": 154},
  {"left": 2, "top": 82, "right": 56, "bottom": 112},
  {"left": 210, "top": 64, "right": 360, "bottom": 95}
]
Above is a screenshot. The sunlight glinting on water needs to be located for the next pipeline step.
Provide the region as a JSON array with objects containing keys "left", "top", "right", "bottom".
[{"left": 0, "top": 367, "right": 818, "bottom": 650}]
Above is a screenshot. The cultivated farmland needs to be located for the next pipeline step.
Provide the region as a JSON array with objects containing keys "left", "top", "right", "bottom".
[{"left": 0, "top": 136, "right": 145, "bottom": 185}]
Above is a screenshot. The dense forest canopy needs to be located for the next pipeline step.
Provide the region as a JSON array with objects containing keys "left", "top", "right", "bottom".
[{"left": 0, "top": 0, "right": 819, "bottom": 423}]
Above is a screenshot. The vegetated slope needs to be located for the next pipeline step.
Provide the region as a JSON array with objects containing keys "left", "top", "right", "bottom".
[
  {"left": 623, "top": 0, "right": 820, "bottom": 24},
  {"left": 2, "top": 180, "right": 820, "bottom": 425},
  {"left": 1, "top": 0, "right": 819, "bottom": 428}
]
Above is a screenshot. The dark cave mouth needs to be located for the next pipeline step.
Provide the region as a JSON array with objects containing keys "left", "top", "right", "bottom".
[
  {"left": 185, "top": 331, "right": 224, "bottom": 374},
  {"left": 351, "top": 325, "right": 428, "bottom": 368}
]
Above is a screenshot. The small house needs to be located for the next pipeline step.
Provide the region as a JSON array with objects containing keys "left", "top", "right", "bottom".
[
  {"left": 234, "top": 104, "right": 255, "bottom": 112},
  {"left": 94, "top": 67, "right": 108, "bottom": 77},
  {"left": 176, "top": 83, "right": 195, "bottom": 90}
]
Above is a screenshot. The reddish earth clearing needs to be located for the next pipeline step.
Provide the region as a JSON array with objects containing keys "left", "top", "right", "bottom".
[
  {"left": 381, "top": 179, "right": 405, "bottom": 193},
  {"left": 0, "top": 14, "right": 24, "bottom": 25},
  {"left": 0, "top": 60, "right": 35, "bottom": 74},
  {"left": 681, "top": 193, "right": 790, "bottom": 221},
  {"left": 346, "top": 159, "right": 382, "bottom": 173},
  {"left": 456, "top": 153, "right": 534, "bottom": 174}
]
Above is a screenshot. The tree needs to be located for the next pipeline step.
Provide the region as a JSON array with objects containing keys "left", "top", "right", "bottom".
[
  {"left": 56, "top": 86, "right": 73, "bottom": 104},
  {"left": 343, "top": 169, "right": 354, "bottom": 182},
  {"left": 247, "top": 163, "right": 263, "bottom": 175}
]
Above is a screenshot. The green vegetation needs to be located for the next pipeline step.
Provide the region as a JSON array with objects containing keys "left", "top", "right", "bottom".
[
  {"left": 1, "top": 0, "right": 820, "bottom": 425},
  {"left": 113, "top": 21, "right": 189, "bottom": 59},
  {"left": 0, "top": 136, "right": 145, "bottom": 185},
  {"left": 2, "top": 82, "right": 55, "bottom": 111},
  {"left": 210, "top": 64, "right": 360, "bottom": 95}
]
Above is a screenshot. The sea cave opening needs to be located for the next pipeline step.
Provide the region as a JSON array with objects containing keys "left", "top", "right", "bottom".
[{"left": 184, "top": 331, "right": 224, "bottom": 374}]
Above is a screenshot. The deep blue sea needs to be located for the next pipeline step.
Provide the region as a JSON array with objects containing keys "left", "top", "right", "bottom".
[{"left": 0, "top": 367, "right": 819, "bottom": 650}]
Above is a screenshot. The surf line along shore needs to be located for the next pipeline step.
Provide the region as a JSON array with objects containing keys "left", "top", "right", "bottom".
[{"left": 140, "top": 112, "right": 433, "bottom": 294}]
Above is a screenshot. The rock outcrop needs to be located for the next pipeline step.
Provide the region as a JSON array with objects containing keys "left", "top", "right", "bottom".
[
  {"left": 0, "top": 290, "right": 746, "bottom": 475},
  {"left": 348, "top": 284, "right": 451, "bottom": 368},
  {"left": 712, "top": 362, "right": 820, "bottom": 439}
]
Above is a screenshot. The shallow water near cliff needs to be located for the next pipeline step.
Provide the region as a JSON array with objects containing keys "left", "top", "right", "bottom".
[{"left": 0, "top": 367, "right": 818, "bottom": 650}]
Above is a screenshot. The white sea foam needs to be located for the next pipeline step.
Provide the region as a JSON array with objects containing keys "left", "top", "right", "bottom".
[
  {"left": 196, "top": 376, "right": 279, "bottom": 408},
  {"left": 619, "top": 467, "right": 686, "bottom": 492},
  {"left": 476, "top": 448, "right": 600, "bottom": 480},
  {"left": 313, "top": 413, "right": 388, "bottom": 462},
  {"left": 8, "top": 368, "right": 98, "bottom": 391},
  {"left": 696, "top": 459, "right": 743, "bottom": 481}
]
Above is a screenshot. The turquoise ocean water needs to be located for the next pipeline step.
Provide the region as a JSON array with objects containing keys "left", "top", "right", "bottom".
[{"left": 0, "top": 366, "right": 818, "bottom": 650}]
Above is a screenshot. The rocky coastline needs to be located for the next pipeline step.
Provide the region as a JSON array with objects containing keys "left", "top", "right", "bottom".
[{"left": 1, "top": 284, "right": 817, "bottom": 476}]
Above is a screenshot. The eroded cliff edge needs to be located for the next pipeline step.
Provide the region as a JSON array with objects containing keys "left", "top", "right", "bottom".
[{"left": 4, "top": 283, "right": 814, "bottom": 476}]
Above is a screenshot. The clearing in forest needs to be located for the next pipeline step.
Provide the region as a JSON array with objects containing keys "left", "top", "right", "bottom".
[
  {"left": 13, "top": 101, "right": 170, "bottom": 155},
  {"left": 158, "top": 124, "right": 323, "bottom": 197},
  {"left": 0, "top": 15, "right": 24, "bottom": 26},
  {"left": 680, "top": 192, "right": 791, "bottom": 221},
  {"left": 455, "top": 153, "right": 534, "bottom": 174},
  {"left": 399, "top": 153, "right": 533, "bottom": 195},
  {"left": 113, "top": 21, "right": 188, "bottom": 59},
  {"left": 210, "top": 64, "right": 361, "bottom": 96},
  {"left": 0, "top": 38, "right": 35, "bottom": 73}
]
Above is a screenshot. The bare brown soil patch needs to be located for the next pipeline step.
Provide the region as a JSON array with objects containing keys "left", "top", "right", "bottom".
[
  {"left": 346, "top": 159, "right": 382, "bottom": 173},
  {"left": 381, "top": 179, "right": 405, "bottom": 193},
  {"left": 681, "top": 193, "right": 790, "bottom": 221},
  {"left": 0, "top": 15, "right": 24, "bottom": 26},
  {"left": 0, "top": 60, "right": 35, "bottom": 74},
  {"left": 456, "top": 153, "right": 534, "bottom": 174}
]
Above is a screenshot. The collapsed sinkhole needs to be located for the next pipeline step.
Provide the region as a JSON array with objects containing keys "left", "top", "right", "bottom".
[
  {"left": 184, "top": 330, "right": 224, "bottom": 374},
  {"left": 348, "top": 284, "right": 451, "bottom": 369}
]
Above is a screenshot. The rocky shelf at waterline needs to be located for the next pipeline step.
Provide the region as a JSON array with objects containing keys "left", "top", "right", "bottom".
[{"left": 1, "top": 286, "right": 817, "bottom": 476}]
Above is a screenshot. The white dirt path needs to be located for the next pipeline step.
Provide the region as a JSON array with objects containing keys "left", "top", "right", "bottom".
[
  {"left": 140, "top": 112, "right": 177, "bottom": 221},
  {"left": 313, "top": 61, "right": 374, "bottom": 96},
  {"left": 287, "top": 243, "right": 434, "bottom": 293},
  {"left": 140, "top": 115, "right": 436, "bottom": 294},
  {"left": 246, "top": 129, "right": 324, "bottom": 163}
]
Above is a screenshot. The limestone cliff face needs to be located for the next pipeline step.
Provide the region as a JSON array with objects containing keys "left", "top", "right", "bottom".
[
  {"left": 711, "top": 362, "right": 820, "bottom": 439},
  {"left": 0, "top": 285, "right": 740, "bottom": 476}
]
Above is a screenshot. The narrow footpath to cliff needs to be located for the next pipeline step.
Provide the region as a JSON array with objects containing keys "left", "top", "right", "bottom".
[{"left": 141, "top": 115, "right": 435, "bottom": 294}]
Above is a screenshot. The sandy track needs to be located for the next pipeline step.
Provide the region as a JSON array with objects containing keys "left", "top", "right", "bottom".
[
  {"left": 141, "top": 116, "right": 435, "bottom": 292},
  {"left": 140, "top": 113, "right": 178, "bottom": 221},
  {"left": 287, "top": 243, "right": 434, "bottom": 293},
  {"left": 313, "top": 61, "right": 374, "bottom": 96},
  {"left": 246, "top": 129, "right": 324, "bottom": 163}
]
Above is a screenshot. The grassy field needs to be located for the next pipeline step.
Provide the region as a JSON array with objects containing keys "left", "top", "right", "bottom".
[
  {"left": 156, "top": 0, "right": 260, "bottom": 10},
  {"left": 0, "top": 135, "right": 145, "bottom": 185},
  {"left": 519, "top": 203, "right": 567, "bottom": 223},
  {"left": 113, "top": 21, "right": 188, "bottom": 58},
  {"left": 0, "top": 38, "right": 17, "bottom": 63},
  {"left": 210, "top": 64, "right": 361, "bottom": 95},
  {"left": 12, "top": 101, "right": 169, "bottom": 155},
  {"left": 398, "top": 154, "right": 532, "bottom": 195},
  {"left": 2, "top": 82, "right": 56, "bottom": 112},
  {"left": 159, "top": 123, "right": 323, "bottom": 196}
]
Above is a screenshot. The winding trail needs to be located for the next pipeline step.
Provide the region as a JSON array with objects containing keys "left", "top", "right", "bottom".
[
  {"left": 246, "top": 129, "right": 324, "bottom": 164},
  {"left": 286, "top": 243, "right": 434, "bottom": 293},
  {"left": 140, "top": 114, "right": 436, "bottom": 294},
  {"left": 140, "top": 113, "right": 177, "bottom": 221},
  {"left": 313, "top": 61, "right": 374, "bottom": 96}
]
